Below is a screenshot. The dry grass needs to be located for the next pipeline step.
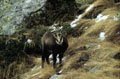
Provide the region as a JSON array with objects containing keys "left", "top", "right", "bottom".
[
  {"left": 83, "top": 19, "right": 119, "bottom": 37},
  {"left": 72, "top": 19, "right": 95, "bottom": 36},
  {"left": 83, "top": 7, "right": 120, "bottom": 44},
  {"left": 59, "top": 70, "right": 120, "bottom": 79},
  {"left": 57, "top": 58, "right": 120, "bottom": 79},
  {"left": 81, "top": 0, "right": 115, "bottom": 18},
  {"left": 39, "top": 66, "right": 56, "bottom": 79},
  {"left": 93, "top": 0, "right": 115, "bottom": 7},
  {"left": 0, "top": 61, "right": 30, "bottom": 79},
  {"left": 0, "top": 54, "right": 35, "bottom": 79},
  {"left": 101, "top": 7, "right": 118, "bottom": 16},
  {"left": 19, "top": 16, "right": 120, "bottom": 79},
  {"left": 20, "top": 57, "right": 56, "bottom": 79},
  {"left": 4, "top": 1, "right": 119, "bottom": 79},
  {"left": 57, "top": 36, "right": 120, "bottom": 79},
  {"left": 22, "top": 66, "right": 55, "bottom": 79}
]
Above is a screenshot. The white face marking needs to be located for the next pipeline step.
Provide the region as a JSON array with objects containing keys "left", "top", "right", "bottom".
[{"left": 56, "top": 38, "right": 63, "bottom": 45}]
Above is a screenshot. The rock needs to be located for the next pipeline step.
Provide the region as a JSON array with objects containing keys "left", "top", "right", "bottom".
[
  {"left": 0, "top": 0, "right": 77, "bottom": 35},
  {"left": 50, "top": 74, "right": 59, "bottom": 79},
  {"left": 50, "top": 74, "right": 62, "bottom": 79},
  {"left": 24, "top": 0, "right": 78, "bottom": 27},
  {"left": 0, "top": 0, "right": 47, "bottom": 35}
]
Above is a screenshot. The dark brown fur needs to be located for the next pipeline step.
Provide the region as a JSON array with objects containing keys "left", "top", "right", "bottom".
[{"left": 41, "top": 31, "right": 68, "bottom": 68}]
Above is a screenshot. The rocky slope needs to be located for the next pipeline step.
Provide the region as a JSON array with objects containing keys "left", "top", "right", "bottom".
[
  {"left": 0, "top": 0, "right": 77, "bottom": 35},
  {"left": 0, "top": 0, "right": 120, "bottom": 79},
  {"left": 19, "top": 0, "right": 120, "bottom": 79}
]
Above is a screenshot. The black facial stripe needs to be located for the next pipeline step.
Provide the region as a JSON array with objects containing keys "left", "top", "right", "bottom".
[
  {"left": 60, "top": 36, "right": 62, "bottom": 41},
  {"left": 52, "top": 31, "right": 63, "bottom": 43}
]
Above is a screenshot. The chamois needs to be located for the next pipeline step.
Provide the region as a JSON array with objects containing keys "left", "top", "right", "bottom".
[{"left": 41, "top": 30, "right": 68, "bottom": 68}]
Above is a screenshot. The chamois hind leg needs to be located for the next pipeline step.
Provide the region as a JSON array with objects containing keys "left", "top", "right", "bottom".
[
  {"left": 46, "top": 53, "right": 50, "bottom": 65},
  {"left": 42, "top": 55, "right": 45, "bottom": 68}
]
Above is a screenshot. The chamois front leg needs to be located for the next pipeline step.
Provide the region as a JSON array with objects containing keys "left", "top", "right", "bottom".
[
  {"left": 53, "top": 53, "right": 57, "bottom": 68},
  {"left": 59, "top": 53, "right": 63, "bottom": 67}
]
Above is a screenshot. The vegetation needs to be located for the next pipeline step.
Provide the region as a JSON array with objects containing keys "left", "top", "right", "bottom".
[
  {"left": 118, "top": 11, "right": 120, "bottom": 22},
  {"left": 76, "top": 0, "right": 95, "bottom": 4},
  {"left": 0, "top": 0, "right": 120, "bottom": 79},
  {"left": 0, "top": 24, "right": 48, "bottom": 79}
]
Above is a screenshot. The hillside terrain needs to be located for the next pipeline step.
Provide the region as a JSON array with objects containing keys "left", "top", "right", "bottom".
[
  {"left": 20, "top": 0, "right": 120, "bottom": 79},
  {"left": 0, "top": 0, "right": 120, "bottom": 79}
]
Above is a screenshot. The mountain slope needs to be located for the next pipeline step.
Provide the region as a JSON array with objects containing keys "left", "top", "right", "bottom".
[{"left": 19, "top": 0, "right": 120, "bottom": 79}]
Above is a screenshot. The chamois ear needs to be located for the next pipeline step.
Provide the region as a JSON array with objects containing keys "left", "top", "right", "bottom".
[{"left": 51, "top": 30, "right": 56, "bottom": 33}]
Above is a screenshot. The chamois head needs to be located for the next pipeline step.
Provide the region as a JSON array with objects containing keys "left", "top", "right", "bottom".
[
  {"left": 50, "top": 23, "right": 63, "bottom": 45},
  {"left": 52, "top": 30, "right": 63, "bottom": 45}
]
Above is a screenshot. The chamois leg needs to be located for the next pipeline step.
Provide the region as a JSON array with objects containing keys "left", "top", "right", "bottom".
[
  {"left": 59, "top": 53, "right": 63, "bottom": 65},
  {"left": 46, "top": 53, "right": 50, "bottom": 65},
  {"left": 42, "top": 55, "right": 45, "bottom": 68},
  {"left": 53, "top": 53, "right": 57, "bottom": 68}
]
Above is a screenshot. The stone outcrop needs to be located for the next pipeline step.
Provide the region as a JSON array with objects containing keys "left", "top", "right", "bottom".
[{"left": 0, "top": 0, "right": 77, "bottom": 35}]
